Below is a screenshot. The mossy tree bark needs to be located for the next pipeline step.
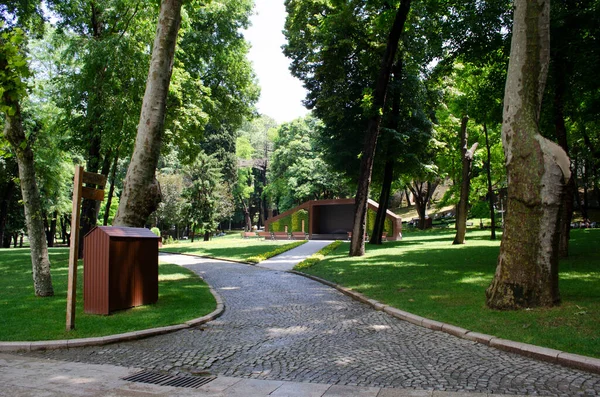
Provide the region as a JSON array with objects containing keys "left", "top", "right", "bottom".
[
  {"left": 113, "top": 0, "right": 182, "bottom": 226},
  {"left": 486, "top": 0, "right": 570, "bottom": 309}
]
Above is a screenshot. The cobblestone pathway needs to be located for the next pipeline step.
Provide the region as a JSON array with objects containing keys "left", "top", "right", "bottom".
[{"left": 26, "top": 255, "right": 600, "bottom": 396}]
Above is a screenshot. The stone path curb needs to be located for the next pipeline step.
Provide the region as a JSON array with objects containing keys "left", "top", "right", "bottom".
[
  {"left": 0, "top": 285, "right": 225, "bottom": 353},
  {"left": 290, "top": 270, "right": 600, "bottom": 376}
]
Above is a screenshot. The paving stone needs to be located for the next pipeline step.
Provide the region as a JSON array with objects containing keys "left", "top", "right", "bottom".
[
  {"left": 270, "top": 381, "right": 331, "bottom": 396},
  {"left": 378, "top": 389, "right": 432, "bottom": 397},
  {"left": 21, "top": 254, "right": 600, "bottom": 396},
  {"left": 324, "top": 384, "right": 380, "bottom": 396}
]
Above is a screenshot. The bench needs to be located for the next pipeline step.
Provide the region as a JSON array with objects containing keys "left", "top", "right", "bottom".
[
  {"left": 242, "top": 231, "right": 256, "bottom": 239},
  {"left": 272, "top": 232, "right": 290, "bottom": 240},
  {"left": 466, "top": 221, "right": 473, "bottom": 227},
  {"left": 291, "top": 232, "right": 308, "bottom": 240},
  {"left": 257, "top": 231, "right": 272, "bottom": 240}
]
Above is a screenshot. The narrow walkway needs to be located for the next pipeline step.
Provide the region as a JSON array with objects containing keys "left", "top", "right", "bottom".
[
  {"left": 19, "top": 253, "right": 600, "bottom": 396},
  {"left": 257, "top": 240, "right": 332, "bottom": 271}
]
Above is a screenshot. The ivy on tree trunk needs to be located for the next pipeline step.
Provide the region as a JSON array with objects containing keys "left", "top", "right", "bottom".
[{"left": 486, "top": 0, "right": 570, "bottom": 309}]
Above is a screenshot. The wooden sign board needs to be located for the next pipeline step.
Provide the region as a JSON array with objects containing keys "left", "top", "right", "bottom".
[{"left": 66, "top": 165, "right": 107, "bottom": 331}]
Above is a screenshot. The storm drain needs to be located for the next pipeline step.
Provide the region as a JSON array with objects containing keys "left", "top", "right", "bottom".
[{"left": 122, "top": 370, "right": 216, "bottom": 389}]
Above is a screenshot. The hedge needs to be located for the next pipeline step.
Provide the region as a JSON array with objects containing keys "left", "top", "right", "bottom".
[{"left": 270, "top": 209, "right": 309, "bottom": 232}]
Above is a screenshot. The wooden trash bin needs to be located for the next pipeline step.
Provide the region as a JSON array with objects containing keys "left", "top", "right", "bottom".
[{"left": 84, "top": 226, "right": 160, "bottom": 315}]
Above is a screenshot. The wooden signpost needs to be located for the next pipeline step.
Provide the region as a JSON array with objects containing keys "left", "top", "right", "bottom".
[{"left": 66, "top": 165, "right": 106, "bottom": 331}]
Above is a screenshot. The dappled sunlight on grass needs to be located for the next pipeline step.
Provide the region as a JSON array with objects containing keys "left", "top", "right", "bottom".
[
  {"left": 457, "top": 274, "right": 491, "bottom": 285},
  {"left": 0, "top": 247, "right": 216, "bottom": 341},
  {"left": 301, "top": 228, "right": 600, "bottom": 358},
  {"left": 560, "top": 272, "right": 600, "bottom": 282},
  {"left": 158, "top": 273, "right": 191, "bottom": 281}
]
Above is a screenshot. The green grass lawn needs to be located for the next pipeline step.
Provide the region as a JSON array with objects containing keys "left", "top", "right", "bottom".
[
  {"left": 0, "top": 247, "right": 216, "bottom": 341},
  {"left": 161, "top": 233, "right": 306, "bottom": 263},
  {"left": 297, "top": 228, "right": 600, "bottom": 358}
]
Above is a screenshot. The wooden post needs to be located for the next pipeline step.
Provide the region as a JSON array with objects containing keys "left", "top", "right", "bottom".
[
  {"left": 66, "top": 166, "right": 106, "bottom": 331},
  {"left": 66, "top": 166, "right": 84, "bottom": 331}
]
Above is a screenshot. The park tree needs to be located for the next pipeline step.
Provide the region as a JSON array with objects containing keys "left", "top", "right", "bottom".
[
  {"left": 45, "top": 0, "right": 155, "bottom": 251},
  {"left": 113, "top": 0, "right": 182, "bottom": 227},
  {"left": 486, "top": 0, "right": 570, "bottom": 309},
  {"left": 268, "top": 116, "right": 351, "bottom": 212},
  {"left": 115, "top": 0, "right": 258, "bottom": 227},
  {"left": 452, "top": 115, "right": 478, "bottom": 244},
  {"left": 235, "top": 116, "right": 278, "bottom": 226},
  {"left": 1, "top": 3, "right": 54, "bottom": 296},
  {"left": 182, "top": 152, "right": 223, "bottom": 241}
]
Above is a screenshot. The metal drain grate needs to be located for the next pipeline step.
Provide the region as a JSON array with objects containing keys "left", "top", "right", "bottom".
[{"left": 122, "top": 370, "right": 216, "bottom": 389}]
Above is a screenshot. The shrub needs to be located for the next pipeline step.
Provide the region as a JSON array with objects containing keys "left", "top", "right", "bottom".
[
  {"left": 294, "top": 241, "right": 343, "bottom": 270},
  {"left": 247, "top": 241, "right": 307, "bottom": 263},
  {"left": 151, "top": 227, "right": 161, "bottom": 237}
]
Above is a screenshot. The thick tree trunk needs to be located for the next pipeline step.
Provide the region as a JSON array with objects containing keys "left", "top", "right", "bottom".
[
  {"left": 350, "top": 0, "right": 412, "bottom": 256},
  {"left": 453, "top": 116, "right": 478, "bottom": 244},
  {"left": 371, "top": 159, "right": 394, "bottom": 245},
  {"left": 484, "top": 124, "right": 497, "bottom": 240},
  {"left": 2, "top": 102, "right": 54, "bottom": 296},
  {"left": 486, "top": 0, "right": 569, "bottom": 309},
  {"left": 114, "top": 0, "right": 182, "bottom": 227}
]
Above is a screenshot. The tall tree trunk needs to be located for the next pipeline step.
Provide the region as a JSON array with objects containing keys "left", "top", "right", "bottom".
[
  {"left": 114, "top": 0, "right": 182, "bottom": 227},
  {"left": 350, "top": 0, "right": 412, "bottom": 256},
  {"left": 0, "top": 179, "right": 16, "bottom": 247},
  {"left": 48, "top": 211, "right": 57, "bottom": 247},
  {"left": 552, "top": 49, "right": 574, "bottom": 257},
  {"left": 371, "top": 159, "right": 395, "bottom": 244},
  {"left": 103, "top": 147, "right": 120, "bottom": 226},
  {"left": 1, "top": 101, "right": 54, "bottom": 296},
  {"left": 483, "top": 124, "right": 497, "bottom": 240},
  {"left": 453, "top": 116, "right": 478, "bottom": 244},
  {"left": 404, "top": 187, "right": 412, "bottom": 207},
  {"left": 371, "top": 59, "right": 403, "bottom": 245},
  {"left": 486, "top": 0, "right": 569, "bottom": 309}
]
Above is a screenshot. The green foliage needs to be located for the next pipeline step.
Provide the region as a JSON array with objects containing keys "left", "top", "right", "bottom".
[
  {"left": 151, "top": 227, "right": 161, "bottom": 237},
  {"left": 0, "top": 27, "right": 30, "bottom": 115},
  {"left": 294, "top": 241, "right": 343, "bottom": 270},
  {"left": 0, "top": 248, "right": 216, "bottom": 341},
  {"left": 291, "top": 209, "right": 309, "bottom": 232},
  {"left": 182, "top": 152, "right": 224, "bottom": 236},
  {"left": 247, "top": 240, "right": 307, "bottom": 263},
  {"left": 269, "top": 209, "right": 309, "bottom": 232},
  {"left": 267, "top": 115, "right": 351, "bottom": 212},
  {"left": 365, "top": 208, "right": 394, "bottom": 236}
]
